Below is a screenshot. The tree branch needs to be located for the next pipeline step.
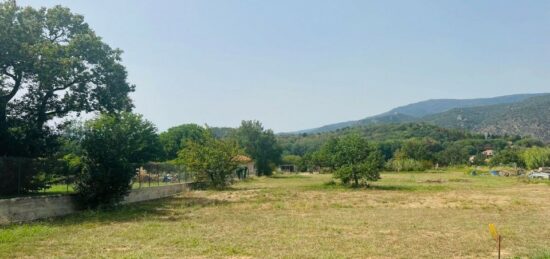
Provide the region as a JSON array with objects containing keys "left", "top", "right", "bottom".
[
  {"left": 0, "top": 71, "right": 22, "bottom": 101},
  {"left": 45, "top": 108, "right": 67, "bottom": 117},
  {"left": 52, "top": 78, "right": 80, "bottom": 92}
]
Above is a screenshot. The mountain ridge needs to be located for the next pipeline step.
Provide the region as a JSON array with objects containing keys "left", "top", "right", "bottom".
[{"left": 289, "top": 93, "right": 549, "bottom": 142}]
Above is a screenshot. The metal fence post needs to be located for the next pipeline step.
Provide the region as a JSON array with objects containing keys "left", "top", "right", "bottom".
[{"left": 17, "top": 159, "right": 21, "bottom": 195}]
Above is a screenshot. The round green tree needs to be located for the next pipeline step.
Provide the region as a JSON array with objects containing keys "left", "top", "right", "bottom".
[
  {"left": 329, "top": 134, "right": 385, "bottom": 187},
  {"left": 75, "top": 113, "right": 161, "bottom": 208}
]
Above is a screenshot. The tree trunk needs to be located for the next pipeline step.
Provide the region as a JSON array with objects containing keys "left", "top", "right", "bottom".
[
  {"left": 0, "top": 101, "right": 7, "bottom": 132},
  {"left": 0, "top": 101, "right": 8, "bottom": 155},
  {"left": 35, "top": 90, "right": 54, "bottom": 129},
  {"left": 0, "top": 71, "right": 22, "bottom": 156}
]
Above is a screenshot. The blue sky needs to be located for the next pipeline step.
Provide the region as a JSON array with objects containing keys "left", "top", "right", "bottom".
[{"left": 20, "top": 0, "right": 550, "bottom": 132}]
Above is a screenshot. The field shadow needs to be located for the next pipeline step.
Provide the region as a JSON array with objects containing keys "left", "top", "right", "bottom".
[
  {"left": 370, "top": 184, "right": 449, "bottom": 192},
  {"left": 269, "top": 174, "right": 312, "bottom": 179},
  {"left": 9, "top": 196, "right": 232, "bottom": 228},
  {"left": 218, "top": 186, "right": 264, "bottom": 192},
  {"left": 369, "top": 185, "right": 416, "bottom": 191},
  {"left": 302, "top": 182, "right": 449, "bottom": 192}
]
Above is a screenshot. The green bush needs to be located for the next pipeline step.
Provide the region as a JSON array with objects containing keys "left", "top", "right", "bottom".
[
  {"left": 75, "top": 113, "right": 161, "bottom": 208},
  {"left": 522, "top": 147, "right": 550, "bottom": 169}
]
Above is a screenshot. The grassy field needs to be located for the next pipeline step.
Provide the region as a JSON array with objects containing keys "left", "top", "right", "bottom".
[{"left": 1, "top": 170, "right": 549, "bottom": 258}]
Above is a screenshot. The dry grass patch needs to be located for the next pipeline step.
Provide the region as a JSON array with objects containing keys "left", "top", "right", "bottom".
[{"left": 1, "top": 171, "right": 549, "bottom": 258}]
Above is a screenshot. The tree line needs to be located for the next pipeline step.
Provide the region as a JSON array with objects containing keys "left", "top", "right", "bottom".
[
  {"left": 278, "top": 123, "right": 550, "bottom": 175},
  {"left": 0, "top": 2, "right": 284, "bottom": 207}
]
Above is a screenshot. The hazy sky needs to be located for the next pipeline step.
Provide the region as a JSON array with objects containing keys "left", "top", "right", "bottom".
[{"left": 19, "top": 0, "right": 550, "bottom": 132}]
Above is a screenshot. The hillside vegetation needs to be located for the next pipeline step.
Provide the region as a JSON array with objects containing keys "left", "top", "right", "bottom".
[
  {"left": 423, "top": 94, "right": 550, "bottom": 142},
  {"left": 279, "top": 123, "right": 521, "bottom": 156},
  {"left": 293, "top": 94, "right": 550, "bottom": 143},
  {"left": 386, "top": 93, "right": 544, "bottom": 118}
]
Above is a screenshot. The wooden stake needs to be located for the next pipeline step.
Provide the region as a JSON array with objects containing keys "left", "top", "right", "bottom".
[{"left": 497, "top": 235, "right": 501, "bottom": 259}]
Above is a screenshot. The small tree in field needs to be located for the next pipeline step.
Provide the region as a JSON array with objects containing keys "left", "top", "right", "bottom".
[
  {"left": 75, "top": 113, "right": 161, "bottom": 208},
  {"left": 179, "top": 134, "right": 240, "bottom": 188},
  {"left": 330, "top": 134, "right": 384, "bottom": 187}
]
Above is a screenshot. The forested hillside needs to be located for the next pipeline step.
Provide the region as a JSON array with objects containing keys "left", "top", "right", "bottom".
[
  {"left": 423, "top": 94, "right": 550, "bottom": 142},
  {"left": 293, "top": 94, "right": 550, "bottom": 142},
  {"left": 279, "top": 123, "right": 537, "bottom": 156},
  {"left": 385, "top": 93, "right": 543, "bottom": 118}
]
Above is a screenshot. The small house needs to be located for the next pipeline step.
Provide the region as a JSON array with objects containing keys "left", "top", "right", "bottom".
[
  {"left": 234, "top": 155, "right": 256, "bottom": 179},
  {"left": 482, "top": 149, "right": 494, "bottom": 157}
]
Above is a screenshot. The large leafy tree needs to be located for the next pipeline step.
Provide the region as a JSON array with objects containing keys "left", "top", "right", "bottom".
[
  {"left": 233, "top": 120, "right": 282, "bottom": 176},
  {"left": 0, "top": 2, "right": 134, "bottom": 156},
  {"left": 75, "top": 113, "right": 161, "bottom": 208},
  {"left": 436, "top": 143, "right": 472, "bottom": 166},
  {"left": 159, "top": 124, "right": 209, "bottom": 160}
]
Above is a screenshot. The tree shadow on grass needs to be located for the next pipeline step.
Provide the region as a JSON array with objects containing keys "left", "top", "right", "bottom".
[
  {"left": 1, "top": 196, "right": 232, "bottom": 229},
  {"left": 302, "top": 181, "right": 448, "bottom": 192},
  {"left": 370, "top": 184, "right": 448, "bottom": 192},
  {"left": 216, "top": 186, "right": 264, "bottom": 192},
  {"left": 369, "top": 185, "right": 416, "bottom": 191},
  {"left": 269, "top": 174, "right": 312, "bottom": 179}
]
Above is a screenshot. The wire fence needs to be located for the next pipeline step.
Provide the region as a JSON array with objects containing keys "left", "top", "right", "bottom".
[
  {"left": 135, "top": 162, "right": 192, "bottom": 188},
  {"left": 0, "top": 157, "right": 68, "bottom": 196},
  {"left": 0, "top": 157, "right": 190, "bottom": 198}
]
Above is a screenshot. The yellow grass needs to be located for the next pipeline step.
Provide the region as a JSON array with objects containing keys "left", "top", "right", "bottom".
[{"left": 1, "top": 171, "right": 549, "bottom": 258}]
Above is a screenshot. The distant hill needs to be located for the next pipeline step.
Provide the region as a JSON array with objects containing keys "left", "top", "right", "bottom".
[
  {"left": 383, "top": 93, "right": 543, "bottom": 118},
  {"left": 422, "top": 94, "right": 550, "bottom": 142},
  {"left": 291, "top": 93, "right": 549, "bottom": 142},
  {"left": 297, "top": 113, "right": 416, "bottom": 134}
]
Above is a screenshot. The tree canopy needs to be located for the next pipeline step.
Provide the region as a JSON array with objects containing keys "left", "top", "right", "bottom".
[
  {"left": 328, "top": 134, "right": 384, "bottom": 187},
  {"left": 159, "top": 124, "right": 209, "bottom": 160},
  {"left": 0, "top": 2, "right": 134, "bottom": 157},
  {"left": 233, "top": 120, "right": 282, "bottom": 176}
]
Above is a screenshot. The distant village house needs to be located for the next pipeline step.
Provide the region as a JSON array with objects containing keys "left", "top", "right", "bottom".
[{"left": 234, "top": 155, "right": 256, "bottom": 179}]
